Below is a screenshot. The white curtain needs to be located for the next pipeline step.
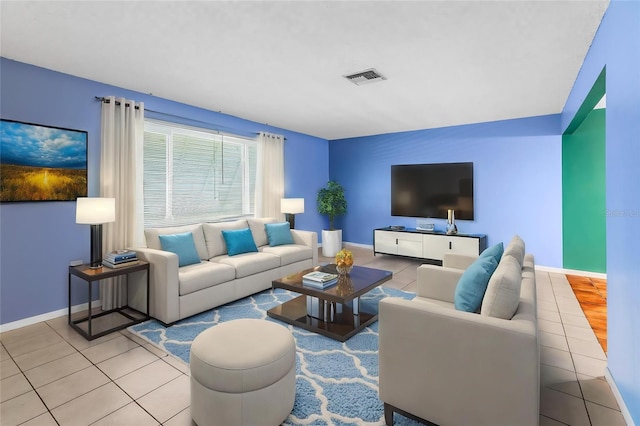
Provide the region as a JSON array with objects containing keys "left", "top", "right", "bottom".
[
  {"left": 255, "top": 132, "right": 285, "bottom": 220},
  {"left": 99, "top": 96, "right": 145, "bottom": 309}
]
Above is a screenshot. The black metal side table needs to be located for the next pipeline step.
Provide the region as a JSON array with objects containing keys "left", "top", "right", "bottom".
[{"left": 68, "top": 261, "right": 150, "bottom": 340}]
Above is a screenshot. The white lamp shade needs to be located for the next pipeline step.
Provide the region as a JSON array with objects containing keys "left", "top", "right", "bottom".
[
  {"left": 76, "top": 197, "right": 116, "bottom": 224},
  {"left": 281, "top": 198, "right": 304, "bottom": 214}
]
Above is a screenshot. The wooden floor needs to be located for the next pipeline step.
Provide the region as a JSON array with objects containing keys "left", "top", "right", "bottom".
[{"left": 566, "top": 275, "right": 607, "bottom": 353}]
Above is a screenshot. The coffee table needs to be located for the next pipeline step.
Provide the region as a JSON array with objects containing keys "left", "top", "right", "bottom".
[{"left": 267, "top": 264, "right": 392, "bottom": 341}]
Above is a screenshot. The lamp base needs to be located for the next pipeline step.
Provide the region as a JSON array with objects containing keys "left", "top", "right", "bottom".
[
  {"left": 89, "top": 224, "right": 103, "bottom": 268},
  {"left": 285, "top": 213, "right": 296, "bottom": 229}
]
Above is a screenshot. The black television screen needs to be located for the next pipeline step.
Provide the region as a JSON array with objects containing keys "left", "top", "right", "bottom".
[{"left": 391, "top": 162, "right": 474, "bottom": 220}]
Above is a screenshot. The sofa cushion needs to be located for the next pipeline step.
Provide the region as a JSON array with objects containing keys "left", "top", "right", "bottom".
[
  {"left": 216, "top": 252, "right": 281, "bottom": 278},
  {"left": 412, "top": 296, "right": 455, "bottom": 310},
  {"left": 480, "top": 242, "right": 504, "bottom": 264},
  {"left": 261, "top": 244, "right": 313, "bottom": 266},
  {"left": 454, "top": 255, "right": 499, "bottom": 312},
  {"left": 247, "top": 217, "right": 277, "bottom": 247},
  {"left": 203, "top": 220, "right": 249, "bottom": 258},
  {"left": 221, "top": 228, "right": 258, "bottom": 256},
  {"left": 158, "top": 232, "right": 202, "bottom": 267},
  {"left": 178, "top": 262, "right": 236, "bottom": 296},
  {"left": 145, "top": 224, "right": 208, "bottom": 260},
  {"left": 502, "top": 235, "right": 525, "bottom": 268},
  {"left": 481, "top": 255, "right": 522, "bottom": 319},
  {"left": 265, "top": 222, "right": 295, "bottom": 246}
]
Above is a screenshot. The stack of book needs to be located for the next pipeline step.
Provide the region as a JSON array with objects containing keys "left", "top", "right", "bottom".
[
  {"left": 102, "top": 250, "right": 139, "bottom": 269},
  {"left": 302, "top": 271, "right": 338, "bottom": 289}
]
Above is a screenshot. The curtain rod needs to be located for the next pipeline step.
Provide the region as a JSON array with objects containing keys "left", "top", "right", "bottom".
[
  {"left": 95, "top": 96, "right": 142, "bottom": 110},
  {"left": 94, "top": 96, "right": 284, "bottom": 139}
]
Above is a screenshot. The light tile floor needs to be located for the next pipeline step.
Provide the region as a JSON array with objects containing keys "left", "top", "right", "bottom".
[{"left": 0, "top": 246, "right": 626, "bottom": 425}]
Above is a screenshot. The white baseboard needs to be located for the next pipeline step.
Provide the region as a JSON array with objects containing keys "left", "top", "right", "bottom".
[
  {"left": 533, "top": 265, "right": 607, "bottom": 279},
  {"left": 0, "top": 300, "right": 102, "bottom": 333},
  {"left": 605, "top": 368, "right": 636, "bottom": 426},
  {"left": 343, "top": 242, "right": 372, "bottom": 250},
  {"left": 319, "top": 242, "right": 372, "bottom": 250}
]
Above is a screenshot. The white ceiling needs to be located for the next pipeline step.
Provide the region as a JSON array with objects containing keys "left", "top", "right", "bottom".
[{"left": 1, "top": 1, "right": 609, "bottom": 140}]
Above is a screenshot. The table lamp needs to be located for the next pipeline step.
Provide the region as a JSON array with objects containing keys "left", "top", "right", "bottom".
[
  {"left": 76, "top": 197, "right": 116, "bottom": 268},
  {"left": 280, "top": 198, "right": 304, "bottom": 229}
]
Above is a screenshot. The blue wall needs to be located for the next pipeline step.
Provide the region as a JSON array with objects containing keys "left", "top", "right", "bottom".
[
  {"left": 329, "top": 115, "right": 563, "bottom": 267},
  {"left": 562, "top": 0, "right": 640, "bottom": 421},
  {"left": 0, "top": 58, "right": 329, "bottom": 326}
]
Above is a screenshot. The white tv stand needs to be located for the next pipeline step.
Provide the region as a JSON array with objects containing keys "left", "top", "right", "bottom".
[{"left": 373, "top": 227, "right": 487, "bottom": 264}]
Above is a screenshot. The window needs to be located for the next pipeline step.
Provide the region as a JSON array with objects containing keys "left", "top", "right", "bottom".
[{"left": 143, "top": 120, "right": 257, "bottom": 227}]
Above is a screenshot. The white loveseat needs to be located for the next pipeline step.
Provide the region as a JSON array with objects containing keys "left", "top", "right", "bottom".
[
  {"left": 379, "top": 236, "right": 538, "bottom": 426},
  {"left": 130, "top": 218, "right": 317, "bottom": 325}
]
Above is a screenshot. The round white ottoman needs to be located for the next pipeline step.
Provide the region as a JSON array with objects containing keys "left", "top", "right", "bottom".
[{"left": 190, "top": 319, "right": 296, "bottom": 426}]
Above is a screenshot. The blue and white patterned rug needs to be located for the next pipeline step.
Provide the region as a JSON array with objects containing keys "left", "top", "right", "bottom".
[{"left": 129, "top": 287, "right": 421, "bottom": 425}]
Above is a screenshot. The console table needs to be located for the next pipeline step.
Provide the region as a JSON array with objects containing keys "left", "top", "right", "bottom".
[
  {"left": 373, "top": 227, "right": 487, "bottom": 264},
  {"left": 68, "top": 262, "right": 150, "bottom": 340}
]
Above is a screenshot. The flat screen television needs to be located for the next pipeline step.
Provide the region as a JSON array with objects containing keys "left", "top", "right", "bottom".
[{"left": 391, "top": 162, "right": 474, "bottom": 220}]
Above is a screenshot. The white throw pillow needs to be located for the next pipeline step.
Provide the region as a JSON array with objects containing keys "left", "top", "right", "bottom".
[
  {"left": 202, "top": 220, "right": 249, "bottom": 258},
  {"left": 480, "top": 255, "right": 522, "bottom": 319},
  {"left": 502, "top": 234, "right": 525, "bottom": 268},
  {"left": 247, "top": 217, "right": 277, "bottom": 247}
]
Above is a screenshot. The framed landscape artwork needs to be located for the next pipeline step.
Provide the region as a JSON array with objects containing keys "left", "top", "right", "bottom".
[{"left": 0, "top": 119, "right": 88, "bottom": 202}]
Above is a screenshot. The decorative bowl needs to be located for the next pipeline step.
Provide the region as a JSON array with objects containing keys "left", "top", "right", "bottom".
[{"left": 336, "top": 264, "right": 353, "bottom": 276}]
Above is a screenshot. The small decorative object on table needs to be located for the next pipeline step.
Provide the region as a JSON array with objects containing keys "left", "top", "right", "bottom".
[
  {"left": 335, "top": 248, "right": 354, "bottom": 275},
  {"left": 446, "top": 209, "right": 458, "bottom": 235}
]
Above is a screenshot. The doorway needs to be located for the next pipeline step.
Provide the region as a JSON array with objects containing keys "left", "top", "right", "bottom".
[
  {"left": 562, "top": 67, "right": 607, "bottom": 353},
  {"left": 562, "top": 67, "right": 606, "bottom": 273}
]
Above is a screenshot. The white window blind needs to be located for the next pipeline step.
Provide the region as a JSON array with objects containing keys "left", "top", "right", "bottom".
[{"left": 143, "top": 120, "right": 257, "bottom": 227}]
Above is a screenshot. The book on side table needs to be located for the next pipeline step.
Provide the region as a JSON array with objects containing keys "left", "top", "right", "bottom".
[
  {"left": 302, "top": 271, "right": 338, "bottom": 289},
  {"left": 102, "top": 250, "right": 139, "bottom": 269}
]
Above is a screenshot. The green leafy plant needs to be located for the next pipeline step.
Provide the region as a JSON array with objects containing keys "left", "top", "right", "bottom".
[{"left": 317, "top": 181, "right": 347, "bottom": 230}]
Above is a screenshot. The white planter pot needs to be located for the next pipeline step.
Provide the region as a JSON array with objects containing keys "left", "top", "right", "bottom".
[{"left": 322, "top": 229, "right": 342, "bottom": 258}]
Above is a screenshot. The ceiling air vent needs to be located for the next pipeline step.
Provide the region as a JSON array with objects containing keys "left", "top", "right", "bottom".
[{"left": 343, "top": 68, "right": 386, "bottom": 86}]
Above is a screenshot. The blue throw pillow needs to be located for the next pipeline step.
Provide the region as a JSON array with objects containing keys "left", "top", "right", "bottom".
[
  {"left": 158, "top": 232, "right": 201, "bottom": 267},
  {"left": 221, "top": 228, "right": 258, "bottom": 256},
  {"left": 454, "top": 256, "right": 499, "bottom": 312},
  {"left": 265, "top": 222, "right": 295, "bottom": 246},
  {"left": 480, "top": 242, "right": 504, "bottom": 264}
]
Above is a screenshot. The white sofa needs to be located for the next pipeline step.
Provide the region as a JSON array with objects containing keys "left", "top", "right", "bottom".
[
  {"left": 379, "top": 236, "right": 539, "bottom": 426},
  {"left": 130, "top": 217, "right": 317, "bottom": 325}
]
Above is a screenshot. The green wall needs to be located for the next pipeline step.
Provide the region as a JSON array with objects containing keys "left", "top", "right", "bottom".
[{"left": 562, "top": 107, "right": 606, "bottom": 272}]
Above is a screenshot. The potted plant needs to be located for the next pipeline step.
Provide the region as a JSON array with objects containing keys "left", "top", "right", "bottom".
[{"left": 317, "top": 180, "right": 347, "bottom": 257}]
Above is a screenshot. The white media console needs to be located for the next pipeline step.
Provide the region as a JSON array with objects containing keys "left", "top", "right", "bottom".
[{"left": 373, "top": 227, "right": 487, "bottom": 264}]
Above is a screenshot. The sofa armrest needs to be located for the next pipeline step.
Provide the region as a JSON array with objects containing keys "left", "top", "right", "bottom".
[
  {"left": 442, "top": 253, "right": 478, "bottom": 270},
  {"left": 291, "top": 229, "right": 318, "bottom": 265},
  {"left": 128, "top": 247, "right": 180, "bottom": 325},
  {"left": 379, "top": 297, "right": 539, "bottom": 426},
  {"left": 416, "top": 264, "right": 463, "bottom": 302}
]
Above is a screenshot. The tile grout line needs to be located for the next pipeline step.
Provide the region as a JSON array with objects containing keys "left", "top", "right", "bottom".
[
  {"left": 540, "top": 413, "right": 570, "bottom": 425},
  {"left": 3, "top": 251, "right": 619, "bottom": 425},
  {"left": 18, "top": 323, "right": 159, "bottom": 425},
  {"left": 544, "top": 271, "right": 593, "bottom": 425},
  {"left": 87, "top": 341, "right": 163, "bottom": 426},
  {"left": 39, "top": 321, "right": 113, "bottom": 425},
  {"left": 558, "top": 273, "right": 596, "bottom": 425},
  {"left": 2, "top": 323, "right": 60, "bottom": 426},
  {"left": 566, "top": 274, "right": 610, "bottom": 425}
]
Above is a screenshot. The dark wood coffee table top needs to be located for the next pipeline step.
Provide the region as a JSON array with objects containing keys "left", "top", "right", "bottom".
[
  {"left": 272, "top": 264, "right": 392, "bottom": 303},
  {"left": 268, "top": 264, "right": 393, "bottom": 341}
]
